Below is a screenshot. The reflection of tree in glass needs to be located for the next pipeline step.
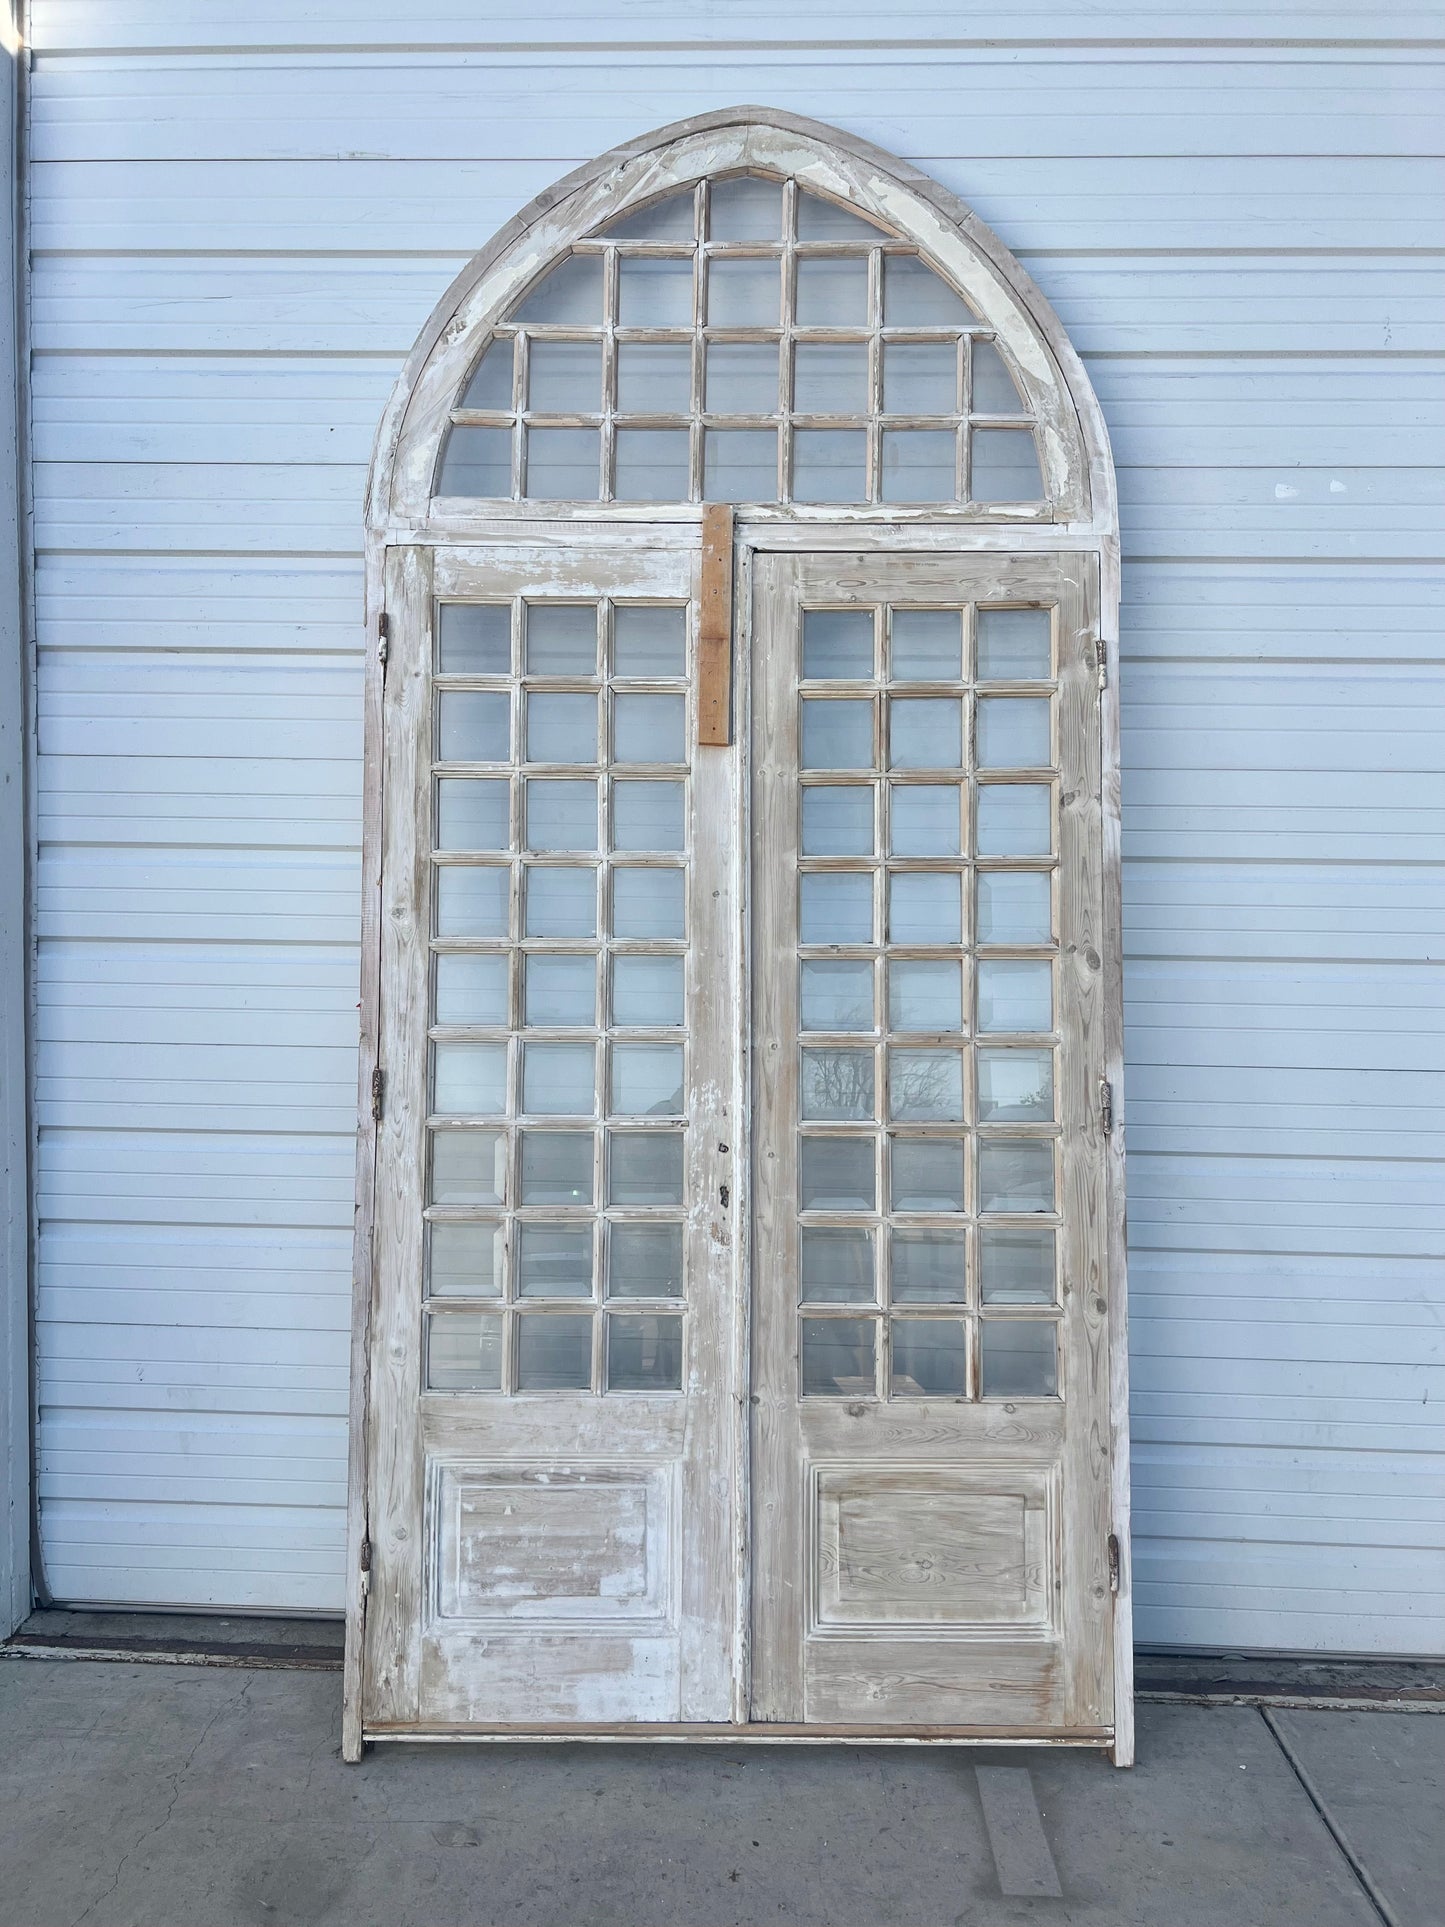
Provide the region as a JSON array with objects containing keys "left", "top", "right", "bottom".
[
  {"left": 803, "top": 1050, "right": 874, "bottom": 1118},
  {"left": 890, "top": 1051, "right": 960, "bottom": 1120}
]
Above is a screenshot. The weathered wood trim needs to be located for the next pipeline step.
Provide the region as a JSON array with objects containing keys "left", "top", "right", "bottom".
[{"left": 697, "top": 505, "right": 733, "bottom": 748}]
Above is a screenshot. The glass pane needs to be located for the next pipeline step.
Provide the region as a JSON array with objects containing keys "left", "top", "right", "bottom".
[
  {"left": 890, "top": 784, "right": 960, "bottom": 856},
  {"left": 802, "top": 785, "right": 874, "bottom": 855},
  {"left": 800, "top": 1137, "right": 876, "bottom": 1211},
  {"left": 608, "top": 1314, "right": 683, "bottom": 1391},
  {"left": 972, "top": 427, "right": 1043, "bottom": 502},
  {"left": 803, "top": 609, "right": 873, "bottom": 679},
  {"left": 439, "top": 690, "right": 509, "bottom": 763},
  {"left": 521, "top": 1040, "right": 595, "bottom": 1114},
  {"left": 977, "top": 959, "right": 1053, "bottom": 1033},
  {"left": 613, "top": 606, "right": 686, "bottom": 679},
  {"left": 980, "top": 1227, "right": 1056, "bottom": 1304},
  {"left": 882, "top": 254, "right": 972, "bottom": 325},
  {"left": 978, "top": 608, "right": 1051, "bottom": 680},
  {"left": 433, "top": 1041, "right": 507, "bottom": 1115},
  {"left": 608, "top": 1223, "right": 684, "bottom": 1299},
  {"left": 438, "top": 603, "right": 510, "bottom": 674},
  {"left": 801, "top": 1047, "right": 875, "bottom": 1121},
  {"left": 977, "top": 870, "right": 1051, "bottom": 944},
  {"left": 890, "top": 1227, "right": 967, "bottom": 1304},
  {"left": 883, "top": 342, "right": 956, "bottom": 414},
  {"left": 801, "top": 959, "right": 874, "bottom": 1031},
  {"left": 428, "top": 1222, "right": 504, "bottom": 1297},
  {"left": 978, "top": 1139, "right": 1055, "bottom": 1213},
  {"left": 971, "top": 340, "right": 1027, "bottom": 415},
  {"left": 801, "top": 1317, "right": 876, "bottom": 1395},
  {"left": 888, "top": 1048, "right": 964, "bottom": 1121},
  {"left": 980, "top": 1320, "right": 1057, "bottom": 1397},
  {"left": 525, "top": 603, "right": 596, "bottom": 675},
  {"left": 517, "top": 1313, "right": 593, "bottom": 1389},
  {"left": 436, "top": 865, "right": 509, "bottom": 938},
  {"left": 518, "top": 1130, "right": 593, "bottom": 1205},
  {"left": 612, "top": 780, "right": 685, "bottom": 852},
  {"left": 891, "top": 1319, "right": 967, "bottom": 1396},
  {"left": 529, "top": 339, "right": 602, "bottom": 415},
  {"left": 616, "top": 341, "right": 691, "bottom": 414},
  {"left": 800, "top": 1226, "right": 875, "bottom": 1302},
  {"left": 707, "top": 257, "right": 781, "bottom": 326},
  {"left": 794, "top": 257, "right": 869, "bottom": 327},
  {"left": 706, "top": 340, "right": 780, "bottom": 415},
  {"left": 602, "top": 192, "right": 695, "bottom": 241},
  {"left": 890, "top": 609, "right": 962, "bottom": 682},
  {"left": 614, "top": 427, "right": 691, "bottom": 503},
  {"left": 709, "top": 176, "right": 784, "bottom": 241},
  {"left": 801, "top": 698, "right": 873, "bottom": 770},
  {"left": 511, "top": 254, "right": 603, "bottom": 324},
  {"left": 889, "top": 958, "right": 962, "bottom": 1031},
  {"left": 612, "top": 955, "right": 684, "bottom": 1028},
  {"left": 890, "top": 697, "right": 962, "bottom": 769},
  {"left": 438, "top": 424, "right": 511, "bottom": 496},
  {"left": 796, "top": 191, "right": 882, "bottom": 240},
  {"left": 524, "top": 865, "right": 595, "bottom": 938},
  {"left": 792, "top": 428, "right": 868, "bottom": 504},
  {"left": 794, "top": 342, "right": 869, "bottom": 415},
  {"left": 977, "top": 1048, "right": 1054, "bottom": 1122},
  {"left": 526, "top": 691, "right": 596, "bottom": 765},
  {"left": 460, "top": 338, "right": 514, "bottom": 411},
  {"left": 430, "top": 1127, "right": 506, "bottom": 1206},
  {"left": 612, "top": 866, "right": 685, "bottom": 939},
  {"left": 800, "top": 871, "right": 873, "bottom": 945},
  {"left": 609, "top": 1131, "right": 684, "bottom": 1204},
  {"left": 891, "top": 1139, "right": 965, "bottom": 1212},
  {"left": 888, "top": 872, "right": 961, "bottom": 945},
  {"left": 703, "top": 428, "right": 778, "bottom": 502},
  {"left": 427, "top": 1312, "right": 502, "bottom": 1391},
  {"left": 435, "top": 953, "right": 508, "bottom": 1026},
  {"left": 525, "top": 425, "right": 600, "bottom": 498},
  {"left": 524, "top": 953, "right": 595, "bottom": 1027},
  {"left": 615, "top": 693, "right": 685, "bottom": 764},
  {"left": 978, "top": 697, "right": 1051, "bottom": 769},
  {"left": 517, "top": 1224, "right": 592, "bottom": 1299},
  {"left": 618, "top": 257, "right": 693, "bottom": 326},
  {"left": 525, "top": 778, "right": 598, "bottom": 852},
  {"left": 977, "top": 784, "right": 1051, "bottom": 856},
  {"left": 881, "top": 430, "right": 956, "bottom": 504}
]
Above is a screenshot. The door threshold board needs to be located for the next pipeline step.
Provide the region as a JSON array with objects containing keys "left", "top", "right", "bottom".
[{"left": 365, "top": 1721, "right": 1114, "bottom": 1746}]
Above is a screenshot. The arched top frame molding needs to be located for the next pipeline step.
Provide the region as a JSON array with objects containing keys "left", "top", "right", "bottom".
[{"left": 368, "top": 108, "right": 1118, "bottom": 546}]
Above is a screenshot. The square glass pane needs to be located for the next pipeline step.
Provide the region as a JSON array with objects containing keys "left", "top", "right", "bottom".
[
  {"left": 980, "top": 1227, "right": 1056, "bottom": 1305},
  {"left": 794, "top": 257, "right": 869, "bottom": 327},
  {"left": 519, "top": 1130, "right": 594, "bottom": 1205},
  {"left": 801, "top": 1317, "right": 876, "bottom": 1396},
  {"left": 521, "top": 1040, "right": 595, "bottom": 1115},
  {"left": 888, "top": 1048, "right": 964, "bottom": 1121},
  {"left": 977, "top": 959, "right": 1053, "bottom": 1033},
  {"left": 706, "top": 340, "right": 780, "bottom": 414},
  {"left": 978, "top": 1139, "right": 1055, "bottom": 1213},
  {"left": 436, "top": 778, "right": 509, "bottom": 852},
  {"left": 977, "top": 1048, "right": 1054, "bottom": 1122},
  {"left": 971, "top": 427, "right": 1043, "bottom": 503},
  {"left": 612, "top": 955, "right": 684, "bottom": 1028},
  {"left": 971, "top": 339, "right": 1027, "bottom": 414},
  {"left": 525, "top": 425, "right": 600, "bottom": 499},
  {"left": 882, "top": 341, "right": 957, "bottom": 414},
  {"left": 882, "top": 254, "right": 972, "bottom": 325},
  {"left": 890, "top": 609, "right": 962, "bottom": 682},
  {"left": 428, "top": 1222, "right": 504, "bottom": 1298},
  {"left": 888, "top": 872, "right": 961, "bottom": 946},
  {"left": 889, "top": 958, "right": 962, "bottom": 1031},
  {"left": 890, "top": 1227, "right": 967, "bottom": 1304},
  {"left": 709, "top": 175, "right": 784, "bottom": 241},
  {"left": 977, "top": 784, "right": 1051, "bottom": 856},
  {"left": 616, "top": 341, "right": 692, "bottom": 414},
  {"left": 438, "top": 603, "right": 509, "bottom": 674},
  {"left": 891, "top": 1138, "right": 965, "bottom": 1212},
  {"left": 796, "top": 191, "right": 881, "bottom": 240},
  {"left": 525, "top": 778, "right": 598, "bottom": 852},
  {"left": 801, "top": 959, "right": 874, "bottom": 1031},
  {"left": 426, "top": 1311, "right": 502, "bottom": 1391},
  {"left": 978, "top": 608, "right": 1051, "bottom": 680},
  {"left": 526, "top": 691, "right": 596, "bottom": 766},
  {"left": 612, "top": 780, "right": 685, "bottom": 852},
  {"left": 618, "top": 257, "right": 694, "bottom": 326},
  {"left": 803, "top": 609, "right": 873, "bottom": 679},
  {"left": 460, "top": 338, "right": 514, "bottom": 412},
  {"left": 438, "top": 424, "right": 511, "bottom": 496},
  {"left": 882, "top": 430, "right": 956, "bottom": 504},
  {"left": 517, "top": 1313, "right": 593, "bottom": 1390},
  {"left": 430, "top": 1127, "right": 505, "bottom": 1206},
  {"left": 436, "top": 864, "right": 509, "bottom": 938},
  {"left": 707, "top": 256, "right": 781, "bottom": 326},
  {"left": 801, "top": 1047, "right": 875, "bottom": 1121},
  {"left": 889, "top": 784, "right": 960, "bottom": 856},
  {"left": 433, "top": 1041, "right": 507, "bottom": 1115},
  {"left": 612, "top": 866, "right": 685, "bottom": 939},
  {"left": 800, "top": 1226, "right": 874, "bottom": 1302},
  {"left": 800, "top": 871, "right": 873, "bottom": 945},
  {"left": 792, "top": 428, "right": 868, "bottom": 504},
  {"left": 703, "top": 428, "right": 778, "bottom": 502},
  {"left": 511, "top": 254, "right": 602, "bottom": 324},
  {"left": 608, "top": 1313, "right": 683, "bottom": 1391},
  {"left": 517, "top": 1223, "right": 593, "bottom": 1299},
  {"left": 614, "top": 427, "right": 691, "bottom": 503},
  {"left": 801, "top": 698, "right": 873, "bottom": 770},
  {"left": 525, "top": 604, "right": 597, "bottom": 675},
  {"left": 977, "top": 870, "right": 1051, "bottom": 945},
  {"left": 891, "top": 1318, "right": 967, "bottom": 1396},
  {"left": 800, "top": 1137, "right": 876, "bottom": 1211},
  {"left": 890, "top": 697, "right": 962, "bottom": 770},
  {"left": 524, "top": 865, "right": 596, "bottom": 938},
  {"left": 528, "top": 339, "right": 603, "bottom": 414},
  {"left": 614, "top": 692, "right": 685, "bottom": 765},
  {"left": 613, "top": 606, "right": 686, "bottom": 679},
  {"left": 980, "top": 1320, "right": 1057, "bottom": 1397},
  {"left": 793, "top": 342, "right": 869, "bottom": 415},
  {"left": 604, "top": 191, "right": 695, "bottom": 242},
  {"left": 609, "top": 1131, "right": 684, "bottom": 1204},
  {"left": 802, "top": 785, "right": 874, "bottom": 855},
  {"left": 608, "top": 1223, "right": 684, "bottom": 1300},
  {"left": 524, "top": 953, "right": 595, "bottom": 1027},
  {"left": 978, "top": 696, "right": 1051, "bottom": 769},
  {"left": 435, "top": 952, "right": 508, "bottom": 1026},
  {"left": 439, "top": 690, "right": 509, "bottom": 763}
]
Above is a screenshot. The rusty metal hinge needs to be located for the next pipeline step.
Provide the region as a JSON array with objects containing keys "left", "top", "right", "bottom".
[
  {"left": 1089, "top": 632, "right": 1108, "bottom": 691},
  {"left": 370, "top": 1065, "right": 384, "bottom": 1122},
  {"left": 377, "top": 611, "right": 390, "bottom": 667},
  {"left": 358, "top": 1534, "right": 372, "bottom": 1600},
  {"left": 1099, "top": 1077, "right": 1114, "bottom": 1137},
  {"left": 1107, "top": 1532, "right": 1121, "bottom": 1594}
]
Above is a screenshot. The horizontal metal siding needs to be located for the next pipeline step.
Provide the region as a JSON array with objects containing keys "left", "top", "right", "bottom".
[{"left": 26, "top": 5, "right": 1445, "bottom": 1644}]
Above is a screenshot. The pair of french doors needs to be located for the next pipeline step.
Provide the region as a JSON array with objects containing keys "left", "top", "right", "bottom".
[{"left": 354, "top": 532, "right": 1116, "bottom": 1742}]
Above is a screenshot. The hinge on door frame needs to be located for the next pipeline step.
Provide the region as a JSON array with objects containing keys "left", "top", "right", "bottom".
[
  {"left": 1091, "top": 632, "right": 1108, "bottom": 690},
  {"left": 377, "top": 610, "right": 390, "bottom": 667},
  {"left": 358, "top": 1533, "right": 372, "bottom": 1600},
  {"left": 1107, "top": 1532, "right": 1121, "bottom": 1594},
  {"left": 1099, "top": 1077, "right": 1114, "bottom": 1137},
  {"left": 370, "top": 1065, "right": 384, "bottom": 1122}
]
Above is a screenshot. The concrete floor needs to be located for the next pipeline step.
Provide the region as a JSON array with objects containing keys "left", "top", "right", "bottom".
[{"left": 0, "top": 1659, "right": 1438, "bottom": 1927}]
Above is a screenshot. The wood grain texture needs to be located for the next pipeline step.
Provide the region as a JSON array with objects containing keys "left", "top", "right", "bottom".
[{"left": 697, "top": 505, "right": 733, "bottom": 749}]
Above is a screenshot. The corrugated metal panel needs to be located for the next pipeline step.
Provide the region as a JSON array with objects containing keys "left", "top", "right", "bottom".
[{"left": 26, "top": 4, "right": 1445, "bottom": 1642}]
